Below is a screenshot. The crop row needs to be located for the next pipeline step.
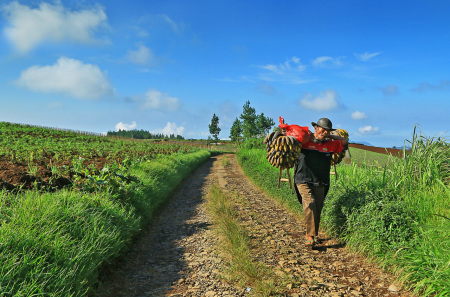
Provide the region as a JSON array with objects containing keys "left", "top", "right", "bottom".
[{"left": 0, "top": 122, "right": 201, "bottom": 192}]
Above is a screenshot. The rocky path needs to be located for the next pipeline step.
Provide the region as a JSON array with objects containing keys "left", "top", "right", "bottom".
[{"left": 96, "top": 154, "right": 409, "bottom": 297}]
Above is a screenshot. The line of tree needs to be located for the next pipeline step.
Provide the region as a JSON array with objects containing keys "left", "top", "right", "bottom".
[
  {"left": 107, "top": 129, "right": 184, "bottom": 140},
  {"left": 229, "top": 100, "right": 275, "bottom": 141}
]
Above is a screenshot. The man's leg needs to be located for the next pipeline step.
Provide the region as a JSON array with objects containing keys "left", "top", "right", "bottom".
[
  {"left": 312, "top": 184, "right": 325, "bottom": 237},
  {"left": 296, "top": 183, "right": 317, "bottom": 237}
]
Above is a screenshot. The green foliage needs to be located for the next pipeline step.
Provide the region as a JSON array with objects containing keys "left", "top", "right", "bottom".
[
  {"left": 229, "top": 117, "right": 242, "bottom": 142},
  {"left": 0, "top": 122, "right": 199, "bottom": 191},
  {"left": 256, "top": 113, "right": 275, "bottom": 137},
  {"left": 237, "top": 128, "right": 449, "bottom": 296},
  {"left": 344, "top": 199, "right": 417, "bottom": 256},
  {"left": 208, "top": 113, "right": 221, "bottom": 142},
  {"left": 239, "top": 138, "right": 265, "bottom": 150},
  {"left": 238, "top": 101, "right": 275, "bottom": 140},
  {"left": 0, "top": 150, "right": 210, "bottom": 296},
  {"left": 236, "top": 144, "right": 302, "bottom": 214},
  {"left": 240, "top": 100, "right": 258, "bottom": 139}
]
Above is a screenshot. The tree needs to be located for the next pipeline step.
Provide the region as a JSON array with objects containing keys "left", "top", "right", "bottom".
[
  {"left": 256, "top": 113, "right": 275, "bottom": 137},
  {"left": 208, "top": 113, "right": 221, "bottom": 143},
  {"left": 229, "top": 117, "right": 242, "bottom": 142},
  {"left": 239, "top": 100, "right": 257, "bottom": 139}
]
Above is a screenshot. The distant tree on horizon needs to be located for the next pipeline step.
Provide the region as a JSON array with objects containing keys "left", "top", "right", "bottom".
[
  {"left": 107, "top": 129, "right": 184, "bottom": 140},
  {"left": 208, "top": 113, "right": 221, "bottom": 143}
]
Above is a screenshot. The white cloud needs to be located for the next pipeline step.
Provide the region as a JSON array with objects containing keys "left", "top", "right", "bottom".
[
  {"left": 381, "top": 85, "right": 399, "bottom": 96},
  {"left": 160, "top": 14, "right": 182, "bottom": 33},
  {"left": 152, "top": 122, "right": 184, "bottom": 136},
  {"left": 140, "top": 89, "right": 180, "bottom": 111},
  {"left": 351, "top": 110, "right": 368, "bottom": 120},
  {"left": 256, "top": 57, "right": 309, "bottom": 84},
  {"left": 411, "top": 80, "right": 450, "bottom": 92},
  {"left": 116, "top": 121, "right": 137, "bottom": 131},
  {"left": 2, "top": 1, "right": 108, "bottom": 53},
  {"left": 358, "top": 126, "right": 380, "bottom": 134},
  {"left": 299, "top": 89, "right": 340, "bottom": 111},
  {"left": 127, "top": 44, "right": 155, "bottom": 65},
  {"left": 16, "top": 57, "right": 115, "bottom": 99},
  {"left": 354, "top": 52, "right": 381, "bottom": 62},
  {"left": 312, "top": 56, "right": 344, "bottom": 68},
  {"left": 259, "top": 56, "right": 306, "bottom": 74}
]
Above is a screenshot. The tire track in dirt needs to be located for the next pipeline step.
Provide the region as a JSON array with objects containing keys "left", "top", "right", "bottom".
[{"left": 96, "top": 154, "right": 409, "bottom": 297}]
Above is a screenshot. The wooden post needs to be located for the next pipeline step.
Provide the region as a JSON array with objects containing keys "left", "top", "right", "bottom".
[
  {"left": 278, "top": 167, "right": 292, "bottom": 189},
  {"left": 330, "top": 163, "right": 338, "bottom": 180}
]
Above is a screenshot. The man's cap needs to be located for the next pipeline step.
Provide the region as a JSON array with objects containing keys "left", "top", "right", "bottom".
[{"left": 311, "top": 118, "right": 336, "bottom": 131}]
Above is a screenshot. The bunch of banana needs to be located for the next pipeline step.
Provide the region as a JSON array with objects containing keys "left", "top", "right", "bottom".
[
  {"left": 264, "top": 131, "right": 301, "bottom": 169},
  {"left": 331, "top": 128, "right": 349, "bottom": 165}
]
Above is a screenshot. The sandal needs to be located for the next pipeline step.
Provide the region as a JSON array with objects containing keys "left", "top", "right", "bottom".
[
  {"left": 305, "top": 239, "right": 315, "bottom": 246},
  {"left": 305, "top": 236, "right": 315, "bottom": 246}
]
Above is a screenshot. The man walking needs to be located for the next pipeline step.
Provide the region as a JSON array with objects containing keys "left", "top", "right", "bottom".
[{"left": 294, "top": 118, "right": 348, "bottom": 245}]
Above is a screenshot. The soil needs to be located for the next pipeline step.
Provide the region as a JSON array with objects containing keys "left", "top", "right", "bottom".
[
  {"left": 0, "top": 155, "right": 107, "bottom": 191},
  {"left": 95, "top": 154, "right": 410, "bottom": 297},
  {"left": 348, "top": 144, "right": 406, "bottom": 157}
]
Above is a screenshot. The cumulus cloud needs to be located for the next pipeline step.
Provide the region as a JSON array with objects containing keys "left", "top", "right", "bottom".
[
  {"left": 116, "top": 121, "right": 137, "bottom": 131},
  {"left": 299, "top": 89, "right": 340, "bottom": 111},
  {"left": 312, "top": 56, "right": 344, "bottom": 68},
  {"left": 351, "top": 110, "right": 368, "bottom": 120},
  {"left": 153, "top": 122, "right": 184, "bottom": 136},
  {"left": 2, "top": 1, "right": 108, "bottom": 53},
  {"left": 354, "top": 52, "right": 381, "bottom": 61},
  {"left": 358, "top": 126, "right": 380, "bottom": 134},
  {"left": 411, "top": 80, "right": 450, "bottom": 92},
  {"left": 16, "top": 57, "right": 115, "bottom": 99},
  {"left": 139, "top": 89, "right": 180, "bottom": 111},
  {"left": 127, "top": 44, "right": 156, "bottom": 65}
]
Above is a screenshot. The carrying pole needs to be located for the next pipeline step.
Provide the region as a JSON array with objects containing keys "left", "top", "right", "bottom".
[{"left": 278, "top": 167, "right": 292, "bottom": 189}]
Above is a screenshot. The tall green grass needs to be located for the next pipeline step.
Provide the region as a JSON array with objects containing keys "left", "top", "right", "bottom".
[
  {"left": 237, "top": 129, "right": 449, "bottom": 296},
  {"left": 0, "top": 150, "right": 210, "bottom": 296}
]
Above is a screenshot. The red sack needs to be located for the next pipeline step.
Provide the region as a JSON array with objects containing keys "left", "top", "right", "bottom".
[{"left": 279, "top": 117, "right": 310, "bottom": 145}]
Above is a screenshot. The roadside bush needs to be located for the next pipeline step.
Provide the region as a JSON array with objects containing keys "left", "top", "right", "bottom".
[
  {"left": 239, "top": 137, "right": 265, "bottom": 150},
  {"left": 343, "top": 198, "right": 417, "bottom": 257}
]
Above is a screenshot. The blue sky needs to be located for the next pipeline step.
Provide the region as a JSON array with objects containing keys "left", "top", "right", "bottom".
[{"left": 1, "top": 0, "right": 449, "bottom": 147}]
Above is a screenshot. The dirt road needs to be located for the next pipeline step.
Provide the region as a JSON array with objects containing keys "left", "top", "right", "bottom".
[{"left": 96, "top": 154, "right": 408, "bottom": 296}]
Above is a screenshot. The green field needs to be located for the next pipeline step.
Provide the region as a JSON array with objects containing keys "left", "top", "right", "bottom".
[{"left": 0, "top": 122, "right": 211, "bottom": 296}]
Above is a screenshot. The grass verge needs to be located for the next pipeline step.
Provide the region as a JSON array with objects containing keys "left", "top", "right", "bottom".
[
  {"left": 206, "top": 184, "right": 288, "bottom": 296},
  {"left": 0, "top": 150, "right": 210, "bottom": 296},
  {"left": 237, "top": 131, "right": 449, "bottom": 296}
]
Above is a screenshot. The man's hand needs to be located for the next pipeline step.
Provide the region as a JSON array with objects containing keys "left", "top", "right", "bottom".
[{"left": 328, "top": 134, "right": 349, "bottom": 145}]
